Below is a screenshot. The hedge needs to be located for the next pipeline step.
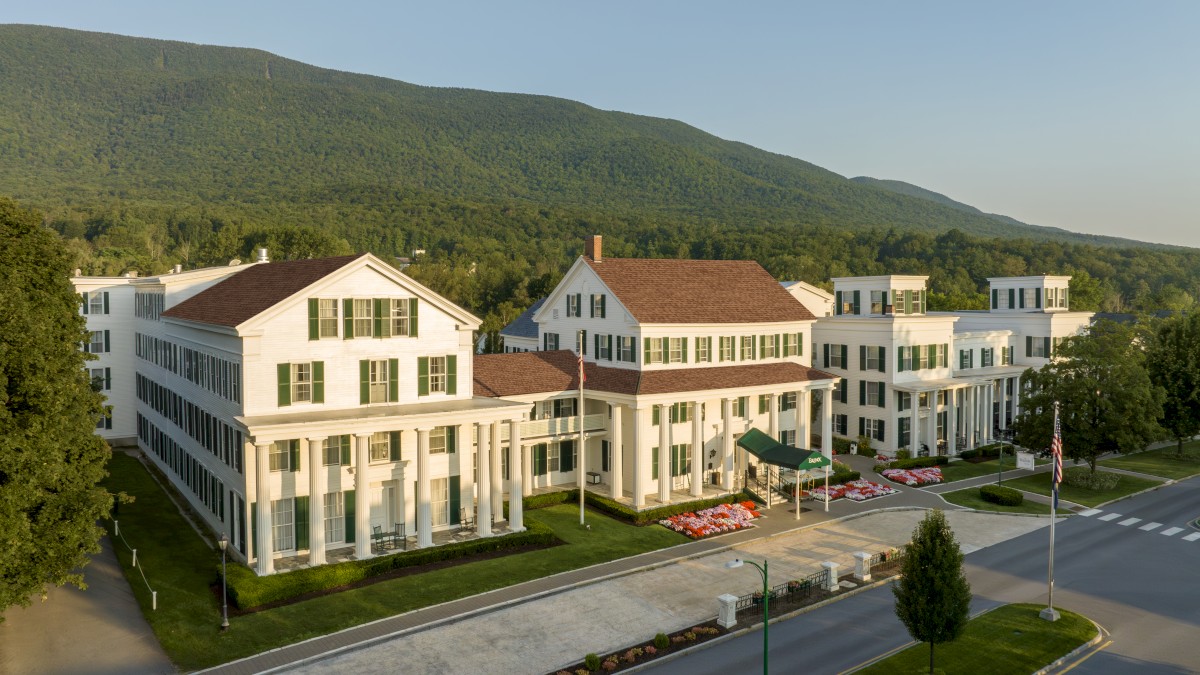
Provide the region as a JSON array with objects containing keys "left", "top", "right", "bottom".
[
  {"left": 873, "top": 456, "right": 950, "bottom": 472},
  {"left": 979, "top": 484, "right": 1024, "bottom": 506},
  {"left": 225, "top": 519, "right": 557, "bottom": 610},
  {"left": 960, "top": 444, "right": 1014, "bottom": 460},
  {"left": 1063, "top": 466, "right": 1120, "bottom": 490},
  {"left": 503, "top": 488, "right": 756, "bottom": 526}
]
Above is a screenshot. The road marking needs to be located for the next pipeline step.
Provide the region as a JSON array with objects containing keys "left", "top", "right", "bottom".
[
  {"left": 1117, "top": 517, "right": 1142, "bottom": 527},
  {"left": 1078, "top": 508, "right": 1102, "bottom": 517},
  {"left": 1098, "top": 513, "right": 1121, "bottom": 521},
  {"left": 1161, "top": 527, "right": 1183, "bottom": 536},
  {"left": 1184, "top": 532, "right": 1200, "bottom": 542},
  {"left": 1059, "top": 640, "right": 1112, "bottom": 674},
  {"left": 1139, "top": 522, "right": 1162, "bottom": 531}
]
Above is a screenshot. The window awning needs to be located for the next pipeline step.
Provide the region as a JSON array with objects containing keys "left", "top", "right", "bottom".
[{"left": 736, "top": 428, "right": 832, "bottom": 471}]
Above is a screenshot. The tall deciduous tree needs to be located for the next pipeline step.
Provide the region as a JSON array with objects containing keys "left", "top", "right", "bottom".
[
  {"left": 1147, "top": 313, "right": 1200, "bottom": 456},
  {"left": 893, "top": 509, "right": 972, "bottom": 674},
  {"left": 1015, "top": 319, "right": 1165, "bottom": 472},
  {"left": 0, "top": 197, "right": 112, "bottom": 617}
]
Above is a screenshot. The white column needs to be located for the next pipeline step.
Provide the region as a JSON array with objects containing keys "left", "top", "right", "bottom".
[
  {"left": 948, "top": 388, "right": 958, "bottom": 455},
  {"left": 1013, "top": 375, "right": 1022, "bottom": 420},
  {"left": 354, "top": 434, "right": 371, "bottom": 559},
  {"left": 796, "top": 390, "right": 810, "bottom": 449},
  {"left": 521, "top": 439, "right": 533, "bottom": 498},
  {"left": 768, "top": 393, "right": 779, "bottom": 440},
  {"left": 999, "top": 378, "right": 1009, "bottom": 431},
  {"left": 254, "top": 442, "right": 273, "bottom": 575},
  {"left": 926, "top": 394, "right": 938, "bottom": 456},
  {"left": 416, "top": 428, "right": 433, "bottom": 548},
  {"left": 307, "top": 437, "right": 326, "bottom": 566},
  {"left": 477, "top": 422, "right": 492, "bottom": 537},
  {"left": 889, "top": 396, "right": 899, "bottom": 454},
  {"left": 508, "top": 419, "right": 525, "bottom": 532},
  {"left": 633, "top": 406, "right": 647, "bottom": 509},
  {"left": 691, "top": 400, "right": 704, "bottom": 498},
  {"left": 658, "top": 404, "right": 671, "bottom": 504},
  {"left": 821, "top": 388, "right": 833, "bottom": 460},
  {"left": 490, "top": 422, "right": 503, "bottom": 519},
  {"left": 722, "top": 398, "right": 735, "bottom": 490},
  {"left": 610, "top": 404, "right": 624, "bottom": 500},
  {"left": 965, "top": 387, "right": 975, "bottom": 450},
  {"left": 909, "top": 393, "right": 919, "bottom": 456}
]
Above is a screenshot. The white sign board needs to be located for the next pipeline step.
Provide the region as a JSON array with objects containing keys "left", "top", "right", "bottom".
[{"left": 1016, "top": 451, "right": 1035, "bottom": 471}]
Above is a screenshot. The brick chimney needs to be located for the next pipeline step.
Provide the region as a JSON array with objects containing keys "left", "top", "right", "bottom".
[{"left": 584, "top": 235, "right": 602, "bottom": 262}]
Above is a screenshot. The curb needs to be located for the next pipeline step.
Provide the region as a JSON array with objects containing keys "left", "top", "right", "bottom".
[{"left": 1031, "top": 619, "right": 1107, "bottom": 675}]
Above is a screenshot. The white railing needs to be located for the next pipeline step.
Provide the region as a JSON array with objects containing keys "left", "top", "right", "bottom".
[{"left": 499, "top": 413, "right": 608, "bottom": 440}]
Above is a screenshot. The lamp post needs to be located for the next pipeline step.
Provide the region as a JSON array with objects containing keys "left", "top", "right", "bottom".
[
  {"left": 218, "top": 533, "right": 229, "bottom": 631},
  {"left": 726, "top": 558, "right": 769, "bottom": 674}
]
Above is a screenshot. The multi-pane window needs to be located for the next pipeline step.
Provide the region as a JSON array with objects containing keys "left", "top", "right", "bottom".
[
  {"left": 648, "top": 339, "right": 664, "bottom": 364},
  {"left": 959, "top": 349, "right": 973, "bottom": 370},
  {"left": 591, "top": 294, "right": 605, "bottom": 318},
  {"left": 547, "top": 443, "right": 561, "bottom": 472},
  {"left": 323, "top": 492, "right": 343, "bottom": 543},
  {"left": 740, "top": 336, "right": 755, "bottom": 361},
  {"left": 323, "top": 436, "right": 343, "bottom": 465},
  {"left": 382, "top": 299, "right": 410, "bottom": 337},
  {"left": 369, "top": 359, "right": 389, "bottom": 403},
  {"left": 617, "top": 336, "right": 635, "bottom": 362},
  {"left": 834, "top": 414, "right": 848, "bottom": 435},
  {"left": 370, "top": 431, "right": 390, "bottom": 462},
  {"left": 353, "top": 299, "right": 374, "bottom": 337},
  {"left": 291, "top": 363, "right": 312, "bottom": 403},
  {"left": 431, "top": 478, "right": 449, "bottom": 527},
  {"left": 779, "top": 392, "right": 797, "bottom": 411},
  {"left": 867, "top": 382, "right": 883, "bottom": 406},
  {"left": 1001, "top": 346, "right": 1012, "bottom": 365},
  {"left": 430, "top": 426, "right": 449, "bottom": 454},
  {"left": 1023, "top": 288, "right": 1038, "bottom": 309},
  {"left": 733, "top": 396, "right": 749, "bottom": 417},
  {"left": 567, "top": 294, "right": 581, "bottom": 317},
  {"left": 720, "top": 336, "right": 734, "bottom": 362},
  {"left": 829, "top": 345, "right": 845, "bottom": 368},
  {"left": 780, "top": 429, "right": 796, "bottom": 446},
  {"left": 90, "top": 368, "right": 109, "bottom": 391},
  {"left": 898, "top": 392, "right": 911, "bottom": 412},
  {"left": 696, "top": 336, "right": 710, "bottom": 363},
  {"left": 981, "top": 348, "right": 994, "bottom": 368},
  {"left": 782, "top": 333, "right": 801, "bottom": 357},
  {"left": 428, "top": 356, "right": 448, "bottom": 393},
  {"left": 870, "top": 290, "right": 885, "bottom": 315},
  {"left": 864, "top": 346, "right": 882, "bottom": 371},
  {"left": 761, "top": 335, "right": 777, "bottom": 359},
  {"left": 89, "top": 331, "right": 106, "bottom": 354},
  {"left": 834, "top": 379, "right": 847, "bottom": 403},
  {"left": 544, "top": 333, "right": 559, "bottom": 350},
  {"left": 319, "top": 299, "right": 339, "bottom": 337},
  {"left": 596, "top": 334, "right": 611, "bottom": 360},
  {"left": 864, "top": 418, "right": 885, "bottom": 442},
  {"left": 269, "top": 440, "right": 292, "bottom": 472},
  {"left": 1030, "top": 338, "right": 1048, "bottom": 358},
  {"left": 670, "top": 444, "right": 692, "bottom": 477},
  {"left": 271, "top": 498, "right": 294, "bottom": 551},
  {"left": 89, "top": 292, "right": 107, "bottom": 315},
  {"left": 668, "top": 338, "right": 684, "bottom": 364}
]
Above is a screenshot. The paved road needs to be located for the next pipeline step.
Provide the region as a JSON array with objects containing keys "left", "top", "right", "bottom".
[{"left": 646, "top": 477, "right": 1200, "bottom": 674}]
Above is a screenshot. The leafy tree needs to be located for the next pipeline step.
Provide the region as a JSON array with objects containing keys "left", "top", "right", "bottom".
[
  {"left": 893, "top": 509, "right": 972, "bottom": 674},
  {"left": 1146, "top": 313, "right": 1200, "bottom": 456},
  {"left": 0, "top": 197, "right": 112, "bottom": 617},
  {"left": 1015, "top": 319, "right": 1165, "bottom": 472}
]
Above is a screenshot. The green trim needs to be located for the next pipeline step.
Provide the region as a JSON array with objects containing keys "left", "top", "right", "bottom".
[
  {"left": 388, "top": 358, "right": 399, "bottom": 401},
  {"left": 312, "top": 361, "right": 324, "bottom": 403},
  {"left": 277, "top": 363, "right": 290, "bottom": 407},
  {"left": 308, "top": 298, "right": 319, "bottom": 340}
]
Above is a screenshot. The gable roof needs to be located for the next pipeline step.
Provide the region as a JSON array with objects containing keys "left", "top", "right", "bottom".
[
  {"left": 583, "top": 257, "right": 815, "bottom": 324},
  {"left": 500, "top": 297, "right": 546, "bottom": 338},
  {"left": 161, "top": 254, "right": 366, "bottom": 327},
  {"left": 473, "top": 351, "right": 836, "bottom": 398}
]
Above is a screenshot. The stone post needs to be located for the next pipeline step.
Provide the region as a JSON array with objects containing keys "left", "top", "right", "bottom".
[
  {"left": 717, "top": 593, "right": 739, "bottom": 629},
  {"left": 853, "top": 552, "right": 871, "bottom": 582},
  {"left": 821, "top": 561, "right": 840, "bottom": 592}
]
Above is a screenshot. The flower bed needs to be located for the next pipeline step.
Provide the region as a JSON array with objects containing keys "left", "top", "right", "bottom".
[
  {"left": 658, "top": 501, "right": 760, "bottom": 539},
  {"left": 813, "top": 479, "right": 899, "bottom": 502},
  {"left": 881, "top": 467, "right": 944, "bottom": 487}
]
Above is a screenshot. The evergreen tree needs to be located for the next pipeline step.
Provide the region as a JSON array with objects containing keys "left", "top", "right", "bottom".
[
  {"left": 893, "top": 509, "right": 972, "bottom": 674},
  {"left": 0, "top": 197, "right": 112, "bottom": 617},
  {"left": 1015, "top": 319, "right": 1165, "bottom": 472},
  {"left": 1147, "top": 313, "right": 1200, "bottom": 457}
]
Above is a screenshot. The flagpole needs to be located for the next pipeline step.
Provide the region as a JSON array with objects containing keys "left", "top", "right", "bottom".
[
  {"left": 578, "top": 329, "right": 586, "bottom": 526},
  {"left": 1041, "top": 401, "right": 1061, "bottom": 622}
]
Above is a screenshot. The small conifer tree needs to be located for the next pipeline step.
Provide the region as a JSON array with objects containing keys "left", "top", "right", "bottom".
[{"left": 892, "top": 509, "right": 972, "bottom": 673}]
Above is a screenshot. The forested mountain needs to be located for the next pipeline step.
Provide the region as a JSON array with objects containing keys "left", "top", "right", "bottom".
[{"left": 1, "top": 24, "right": 1198, "bottom": 339}]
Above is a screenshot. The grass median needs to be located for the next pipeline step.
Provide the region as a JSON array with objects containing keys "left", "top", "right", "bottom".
[
  {"left": 1001, "top": 468, "right": 1163, "bottom": 508},
  {"left": 1098, "top": 443, "right": 1200, "bottom": 480},
  {"left": 939, "top": 487, "right": 1052, "bottom": 515},
  {"left": 102, "top": 452, "right": 687, "bottom": 670}
]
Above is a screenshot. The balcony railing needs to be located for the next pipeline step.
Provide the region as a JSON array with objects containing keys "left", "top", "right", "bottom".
[{"left": 499, "top": 413, "right": 608, "bottom": 441}]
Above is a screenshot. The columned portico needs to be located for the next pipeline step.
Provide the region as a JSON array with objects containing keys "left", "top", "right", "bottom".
[
  {"left": 254, "top": 442, "right": 273, "bottom": 575},
  {"left": 609, "top": 404, "right": 623, "bottom": 500},
  {"left": 307, "top": 437, "right": 326, "bottom": 566},
  {"left": 354, "top": 434, "right": 371, "bottom": 559},
  {"left": 415, "top": 428, "right": 433, "bottom": 548},
  {"left": 633, "top": 406, "right": 648, "bottom": 508},
  {"left": 477, "top": 422, "right": 492, "bottom": 537},
  {"left": 690, "top": 399, "right": 704, "bottom": 497},
  {"left": 508, "top": 419, "right": 525, "bottom": 531},
  {"left": 490, "top": 422, "right": 503, "bottom": 519}
]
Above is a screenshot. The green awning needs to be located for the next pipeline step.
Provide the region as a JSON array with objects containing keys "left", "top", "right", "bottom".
[{"left": 736, "top": 427, "right": 832, "bottom": 471}]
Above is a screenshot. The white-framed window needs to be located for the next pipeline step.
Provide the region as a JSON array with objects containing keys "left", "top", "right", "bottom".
[
  {"left": 544, "top": 332, "right": 560, "bottom": 350},
  {"left": 323, "top": 436, "right": 343, "bottom": 465},
  {"left": 547, "top": 443, "right": 561, "bottom": 472},
  {"left": 898, "top": 391, "right": 912, "bottom": 412},
  {"left": 389, "top": 299, "right": 412, "bottom": 336},
  {"left": 783, "top": 333, "right": 801, "bottom": 357},
  {"left": 431, "top": 478, "right": 449, "bottom": 527},
  {"left": 368, "top": 359, "right": 389, "bottom": 403},
  {"left": 567, "top": 294, "right": 581, "bottom": 318},
  {"left": 696, "top": 336, "right": 710, "bottom": 363},
  {"left": 596, "top": 334, "right": 611, "bottom": 360},
  {"left": 90, "top": 368, "right": 109, "bottom": 391},
  {"left": 834, "top": 414, "right": 848, "bottom": 435},
  {"left": 834, "top": 378, "right": 847, "bottom": 403},
  {"left": 865, "top": 418, "right": 885, "bottom": 442},
  {"left": 291, "top": 363, "right": 312, "bottom": 403},
  {"left": 1030, "top": 338, "right": 1048, "bottom": 358},
  {"left": 761, "top": 335, "right": 777, "bottom": 359},
  {"left": 912, "top": 291, "right": 924, "bottom": 315},
  {"left": 720, "top": 336, "right": 734, "bottom": 362},
  {"left": 1023, "top": 288, "right": 1038, "bottom": 309},
  {"left": 271, "top": 498, "right": 294, "bottom": 551},
  {"left": 428, "top": 356, "right": 447, "bottom": 393},
  {"left": 668, "top": 338, "right": 684, "bottom": 363},
  {"left": 779, "top": 392, "right": 797, "bottom": 411},
  {"left": 867, "top": 382, "right": 883, "bottom": 406},
  {"left": 870, "top": 290, "right": 885, "bottom": 315},
  {"left": 1001, "top": 346, "right": 1012, "bottom": 365},
  {"left": 740, "top": 336, "right": 755, "bottom": 360},
  {"left": 370, "top": 431, "right": 390, "bottom": 462},
  {"left": 670, "top": 443, "right": 692, "bottom": 477},
  {"left": 89, "top": 292, "right": 107, "bottom": 315},
  {"left": 617, "top": 336, "right": 635, "bottom": 362},
  {"left": 89, "top": 331, "right": 106, "bottom": 354},
  {"left": 269, "top": 440, "right": 292, "bottom": 472},
  {"left": 648, "top": 339, "right": 664, "bottom": 364},
  {"left": 353, "top": 299, "right": 374, "bottom": 337},
  {"left": 430, "top": 426, "right": 448, "bottom": 454},
  {"left": 591, "top": 294, "right": 605, "bottom": 318},
  {"left": 733, "top": 396, "right": 749, "bottom": 417},
  {"left": 959, "top": 349, "right": 973, "bottom": 370},
  {"left": 829, "top": 345, "right": 845, "bottom": 368},
  {"left": 323, "top": 492, "right": 343, "bottom": 543},
  {"left": 864, "top": 346, "right": 881, "bottom": 371},
  {"left": 318, "top": 299, "right": 339, "bottom": 338},
  {"left": 981, "top": 348, "right": 994, "bottom": 368},
  {"left": 780, "top": 429, "right": 796, "bottom": 446}
]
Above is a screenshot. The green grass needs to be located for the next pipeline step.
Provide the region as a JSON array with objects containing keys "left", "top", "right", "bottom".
[
  {"left": 1098, "top": 442, "right": 1200, "bottom": 480},
  {"left": 936, "top": 456, "right": 1045, "bottom": 484},
  {"left": 857, "top": 603, "right": 1096, "bottom": 674},
  {"left": 102, "top": 453, "right": 687, "bottom": 670},
  {"left": 1001, "top": 468, "right": 1163, "bottom": 508},
  {"left": 939, "top": 487, "right": 1053, "bottom": 515}
]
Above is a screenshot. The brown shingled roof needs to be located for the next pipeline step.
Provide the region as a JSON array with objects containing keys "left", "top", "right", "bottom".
[
  {"left": 584, "top": 257, "right": 815, "bottom": 324},
  {"left": 473, "top": 351, "right": 835, "bottom": 397},
  {"left": 161, "top": 254, "right": 366, "bottom": 327}
]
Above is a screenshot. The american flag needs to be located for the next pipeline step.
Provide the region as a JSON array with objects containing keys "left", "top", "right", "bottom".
[{"left": 1051, "top": 402, "right": 1063, "bottom": 507}]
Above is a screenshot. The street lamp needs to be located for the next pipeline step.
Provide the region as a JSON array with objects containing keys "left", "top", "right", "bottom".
[
  {"left": 218, "top": 533, "right": 229, "bottom": 631},
  {"left": 726, "top": 558, "right": 769, "bottom": 674}
]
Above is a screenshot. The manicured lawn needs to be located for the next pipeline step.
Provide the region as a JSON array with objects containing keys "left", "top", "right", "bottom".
[
  {"left": 857, "top": 603, "right": 1096, "bottom": 675},
  {"left": 940, "top": 487, "right": 1052, "bottom": 515},
  {"left": 103, "top": 453, "right": 687, "bottom": 670},
  {"left": 1001, "top": 468, "right": 1163, "bottom": 508},
  {"left": 1099, "top": 443, "right": 1200, "bottom": 480},
  {"left": 937, "top": 456, "right": 1045, "bottom": 484}
]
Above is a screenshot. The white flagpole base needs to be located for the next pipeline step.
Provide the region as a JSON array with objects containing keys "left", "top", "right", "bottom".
[{"left": 1039, "top": 607, "right": 1061, "bottom": 622}]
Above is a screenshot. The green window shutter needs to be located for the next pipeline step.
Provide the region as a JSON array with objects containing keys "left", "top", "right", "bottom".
[
  {"left": 606, "top": 335, "right": 613, "bottom": 361},
  {"left": 373, "top": 298, "right": 384, "bottom": 338},
  {"left": 776, "top": 334, "right": 782, "bottom": 356},
  {"left": 1019, "top": 289, "right": 1026, "bottom": 309},
  {"left": 594, "top": 333, "right": 600, "bottom": 357},
  {"left": 1008, "top": 288, "right": 1015, "bottom": 309},
  {"left": 250, "top": 505, "right": 256, "bottom": 558},
  {"left": 661, "top": 337, "right": 669, "bottom": 361},
  {"left": 859, "top": 345, "right": 867, "bottom": 371},
  {"left": 644, "top": 337, "right": 651, "bottom": 363},
  {"left": 760, "top": 335, "right": 766, "bottom": 357},
  {"left": 600, "top": 295, "right": 606, "bottom": 318},
  {"left": 1044, "top": 337, "right": 1051, "bottom": 356},
  {"left": 417, "top": 357, "right": 429, "bottom": 396},
  {"left": 898, "top": 346, "right": 906, "bottom": 372},
  {"left": 859, "top": 417, "right": 865, "bottom": 437},
  {"left": 878, "top": 420, "right": 886, "bottom": 441},
  {"left": 823, "top": 344, "right": 830, "bottom": 368},
  {"left": 344, "top": 491, "right": 355, "bottom": 544},
  {"left": 1035, "top": 288, "right": 1042, "bottom": 309},
  {"left": 841, "top": 345, "right": 848, "bottom": 369},
  {"left": 104, "top": 330, "right": 110, "bottom": 352},
  {"left": 991, "top": 289, "right": 998, "bottom": 309},
  {"left": 575, "top": 293, "right": 582, "bottom": 316},
  {"left": 581, "top": 330, "right": 588, "bottom": 356},
  {"left": 81, "top": 293, "right": 88, "bottom": 315},
  {"left": 105, "top": 367, "right": 111, "bottom": 390},
  {"left": 560, "top": 440, "right": 574, "bottom": 472},
  {"left": 341, "top": 435, "right": 351, "bottom": 465},
  {"left": 389, "top": 431, "right": 401, "bottom": 461},
  {"left": 589, "top": 295, "right": 595, "bottom": 318},
  {"left": 387, "top": 357, "right": 398, "bottom": 401},
  {"left": 308, "top": 299, "right": 319, "bottom": 340},
  {"left": 682, "top": 337, "right": 688, "bottom": 363},
  {"left": 904, "top": 290, "right": 912, "bottom": 315},
  {"left": 312, "top": 361, "right": 324, "bottom": 403},
  {"left": 651, "top": 448, "right": 659, "bottom": 480},
  {"left": 409, "top": 298, "right": 419, "bottom": 337},
  {"left": 652, "top": 406, "right": 660, "bottom": 426},
  {"left": 343, "top": 299, "right": 354, "bottom": 338},
  {"left": 103, "top": 292, "right": 109, "bottom": 314},
  {"left": 535, "top": 444, "right": 547, "bottom": 475},
  {"left": 1026, "top": 335, "right": 1033, "bottom": 357},
  {"left": 446, "top": 355, "right": 458, "bottom": 395},
  {"left": 450, "top": 478, "right": 461, "bottom": 525},
  {"left": 278, "top": 363, "right": 291, "bottom": 407},
  {"left": 290, "top": 440, "right": 301, "bottom": 473},
  {"left": 853, "top": 290, "right": 861, "bottom": 315},
  {"left": 294, "top": 496, "right": 309, "bottom": 550},
  {"left": 798, "top": 334, "right": 803, "bottom": 356},
  {"left": 878, "top": 347, "right": 886, "bottom": 373},
  {"left": 877, "top": 382, "right": 886, "bottom": 408},
  {"left": 759, "top": 395, "right": 768, "bottom": 414},
  {"left": 447, "top": 425, "right": 457, "bottom": 453},
  {"left": 359, "top": 360, "right": 369, "bottom": 404},
  {"left": 835, "top": 291, "right": 842, "bottom": 315},
  {"left": 859, "top": 381, "right": 866, "bottom": 406}
]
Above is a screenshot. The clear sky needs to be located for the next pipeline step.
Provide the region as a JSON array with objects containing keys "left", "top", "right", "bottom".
[{"left": 6, "top": 1, "right": 1199, "bottom": 247}]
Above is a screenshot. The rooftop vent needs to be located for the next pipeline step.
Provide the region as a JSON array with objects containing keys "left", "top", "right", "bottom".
[
  {"left": 256, "top": 248, "right": 270, "bottom": 263},
  {"left": 173, "top": 264, "right": 183, "bottom": 274}
]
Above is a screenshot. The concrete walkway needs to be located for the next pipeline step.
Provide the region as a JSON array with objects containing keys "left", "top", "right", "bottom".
[{"left": 0, "top": 535, "right": 174, "bottom": 675}]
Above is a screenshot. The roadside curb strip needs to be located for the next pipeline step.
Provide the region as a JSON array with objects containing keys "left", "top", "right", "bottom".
[{"left": 1031, "top": 619, "right": 1105, "bottom": 675}]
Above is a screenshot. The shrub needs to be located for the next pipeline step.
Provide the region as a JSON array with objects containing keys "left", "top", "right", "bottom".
[
  {"left": 831, "top": 436, "right": 855, "bottom": 455},
  {"left": 654, "top": 633, "right": 669, "bottom": 650},
  {"left": 896, "top": 449, "right": 911, "bottom": 460},
  {"left": 979, "top": 484, "right": 1024, "bottom": 506},
  {"left": 856, "top": 434, "right": 873, "bottom": 454},
  {"left": 1063, "top": 467, "right": 1120, "bottom": 490},
  {"left": 876, "top": 456, "right": 949, "bottom": 472},
  {"left": 584, "top": 653, "right": 601, "bottom": 672}
]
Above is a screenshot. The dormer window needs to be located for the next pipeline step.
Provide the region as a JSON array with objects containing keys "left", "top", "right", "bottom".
[{"left": 870, "top": 290, "right": 885, "bottom": 315}]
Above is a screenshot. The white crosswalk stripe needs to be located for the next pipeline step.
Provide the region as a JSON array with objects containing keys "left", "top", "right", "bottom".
[
  {"left": 1184, "top": 533, "right": 1200, "bottom": 542},
  {"left": 1161, "top": 527, "right": 1184, "bottom": 536},
  {"left": 1078, "top": 509, "right": 1102, "bottom": 517},
  {"left": 1139, "top": 522, "right": 1162, "bottom": 531},
  {"left": 1117, "top": 518, "right": 1142, "bottom": 526},
  {"left": 1098, "top": 513, "right": 1122, "bottom": 522}
]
